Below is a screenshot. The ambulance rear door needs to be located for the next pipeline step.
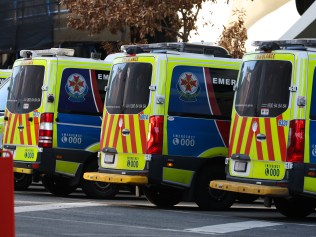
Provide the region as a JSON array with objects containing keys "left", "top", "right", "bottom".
[
  {"left": 100, "top": 56, "right": 155, "bottom": 172},
  {"left": 3, "top": 59, "right": 46, "bottom": 162},
  {"left": 229, "top": 53, "right": 295, "bottom": 181}
]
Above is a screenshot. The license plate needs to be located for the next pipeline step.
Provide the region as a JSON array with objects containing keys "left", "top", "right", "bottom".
[
  {"left": 103, "top": 154, "right": 115, "bottom": 164},
  {"left": 234, "top": 161, "right": 247, "bottom": 172}
]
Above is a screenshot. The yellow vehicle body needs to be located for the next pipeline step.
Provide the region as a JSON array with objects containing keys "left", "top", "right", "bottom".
[
  {"left": 84, "top": 43, "right": 242, "bottom": 210},
  {"left": 211, "top": 39, "right": 316, "bottom": 217},
  {"left": 2, "top": 48, "right": 117, "bottom": 197}
]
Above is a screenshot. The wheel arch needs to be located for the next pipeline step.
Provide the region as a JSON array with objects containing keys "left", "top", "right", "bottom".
[{"left": 186, "top": 156, "right": 226, "bottom": 201}]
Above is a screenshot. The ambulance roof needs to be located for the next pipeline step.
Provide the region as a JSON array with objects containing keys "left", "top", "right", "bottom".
[
  {"left": 121, "top": 42, "right": 232, "bottom": 58},
  {"left": 252, "top": 38, "right": 316, "bottom": 52}
]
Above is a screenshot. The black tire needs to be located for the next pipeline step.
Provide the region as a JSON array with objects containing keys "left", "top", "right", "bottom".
[
  {"left": 143, "top": 185, "right": 183, "bottom": 208},
  {"left": 81, "top": 161, "right": 119, "bottom": 199},
  {"left": 195, "top": 166, "right": 235, "bottom": 210},
  {"left": 274, "top": 197, "right": 316, "bottom": 218},
  {"left": 14, "top": 173, "right": 32, "bottom": 191},
  {"left": 41, "top": 175, "right": 78, "bottom": 196},
  {"left": 236, "top": 193, "right": 259, "bottom": 203}
]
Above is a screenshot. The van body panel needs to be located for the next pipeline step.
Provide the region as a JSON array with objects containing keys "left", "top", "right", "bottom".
[
  {"left": 99, "top": 56, "right": 155, "bottom": 171},
  {"left": 3, "top": 59, "right": 47, "bottom": 162},
  {"left": 3, "top": 53, "right": 111, "bottom": 189},
  {"left": 97, "top": 48, "right": 241, "bottom": 196},
  {"left": 228, "top": 53, "right": 295, "bottom": 182}
]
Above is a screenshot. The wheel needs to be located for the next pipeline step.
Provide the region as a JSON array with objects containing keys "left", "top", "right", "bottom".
[
  {"left": 236, "top": 193, "right": 259, "bottom": 203},
  {"left": 195, "top": 166, "right": 235, "bottom": 210},
  {"left": 81, "top": 161, "right": 119, "bottom": 199},
  {"left": 143, "top": 185, "right": 183, "bottom": 208},
  {"left": 14, "top": 173, "right": 32, "bottom": 191},
  {"left": 41, "top": 175, "right": 78, "bottom": 196},
  {"left": 274, "top": 197, "right": 316, "bottom": 218}
]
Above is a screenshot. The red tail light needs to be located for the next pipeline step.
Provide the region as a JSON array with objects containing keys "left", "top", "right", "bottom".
[
  {"left": 287, "top": 120, "right": 305, "bottom": 163},
  {"left": 146, "top": 116, "right": 164, "bottom": 155},
  {"left": 38, "top": 113, "right": 54, "bottom": 148}
]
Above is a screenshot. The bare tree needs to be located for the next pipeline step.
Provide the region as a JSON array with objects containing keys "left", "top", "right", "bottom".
[{"left": 61, "top": 0, "right": 229, "bottom": 42}]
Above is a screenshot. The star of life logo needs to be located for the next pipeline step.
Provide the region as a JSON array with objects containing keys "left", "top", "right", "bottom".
[
  {"left": 65, "top": 73, "right": 88, "bottom": 102},
  {"left": 176, "top": 72, "right": 200, "bottom": 101}
]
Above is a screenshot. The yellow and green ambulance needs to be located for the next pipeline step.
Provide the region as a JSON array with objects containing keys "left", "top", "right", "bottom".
[
  {"left": 3, "top": 48, "right": 117, "bottom": 197},
  {"left": 84, "top": 42, "right": 241, "bottom": 209},
  {"left": 211, "top": 39, "right": 316, "bottom": 217}
]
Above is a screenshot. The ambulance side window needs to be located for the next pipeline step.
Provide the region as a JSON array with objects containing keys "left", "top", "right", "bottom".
[
  {"left": 310, "top": 68, "right": 316, "bottom": 119},
  {"left": 58, "top": 68, "right": 109, "bottom": 115},
  {"left": 168, "top": 65, "right": 238, "bottom": 119}
]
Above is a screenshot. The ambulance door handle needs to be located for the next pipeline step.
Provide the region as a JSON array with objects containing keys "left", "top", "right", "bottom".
[
  {"left": 122, "top": 129, "right": 130, "bottom": 136},
  {"left": 4, "top": 116, "right": 8, "bottom": 121},
  {"left": 256, "top": 134, "right": 266, "bottom": 141},
  {"left": 28, "top": 117, "right": 33, "bottom": 122}
]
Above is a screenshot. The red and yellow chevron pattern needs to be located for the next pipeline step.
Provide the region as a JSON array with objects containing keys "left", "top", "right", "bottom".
[
  {"left": 3, "top": 111, "right": 39, "bottom": 146},
  {"left": 100, "top": 111, "right": 148, "bottom": 154},
  {"left": 229, "top": 112, "right": 288, "bottom": 162}
]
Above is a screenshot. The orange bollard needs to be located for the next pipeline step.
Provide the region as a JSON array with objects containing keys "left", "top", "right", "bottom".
[{"left": 0, "top": 150, "right": 15, "bottom": 237}]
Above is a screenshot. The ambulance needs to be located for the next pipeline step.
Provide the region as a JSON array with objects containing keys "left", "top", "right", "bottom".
[
  {"left": 2, "top": 48, "right": 117, "bottom": 197},
  {"left": 0, "top": 73, "right": 11, "bottom": 149},
  {"left": 84, "top": 42, "right": 241, "bottom": 209},
  {"left": 211, "top": 39, "right": 316, "bottom": 217}
]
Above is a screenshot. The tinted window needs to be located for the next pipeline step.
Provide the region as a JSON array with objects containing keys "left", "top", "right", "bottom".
[
  {"left": 58, "top": 69, "right": 109, "bottom": 115},
  {"left": 235, "top": 60, "right": 292, "bottom": 117},
  {"left": 168, "top": 66, "right": 238, "bottom": 119},
  {"left": 106, "top": 62, "right": 152, "bottom": 114},
  {"left": 7, "top": 65, "right": 45, "bottom": 113}
]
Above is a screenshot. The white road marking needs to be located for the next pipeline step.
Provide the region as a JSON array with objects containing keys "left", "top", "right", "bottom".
[
  {"left": 185, "top": 220, "right": 282, "bottom": 234},
  {"left": 15, "top": 202, "right": 106, "bottom": 213}
]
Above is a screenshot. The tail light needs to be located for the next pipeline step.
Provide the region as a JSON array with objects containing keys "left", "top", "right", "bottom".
[
  {"left": 38, "top": 113, "right": 54, "bottom": 148},
  {"left": 146, "top": 116, "right": 164, "bottom": 155},
  {"left": 286, "top": 120, "right": 305, "bottom": 163}
]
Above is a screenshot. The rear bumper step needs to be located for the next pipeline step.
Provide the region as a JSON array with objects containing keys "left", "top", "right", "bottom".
[
  {"left": 83, "top": 172, "right": 148, "bottom": 185},
  {"left": 14, "top": 167, "right": 33, "bottom": 174},
  {"left": 210, "top": 180, "right": 289, "bottom": 197}
]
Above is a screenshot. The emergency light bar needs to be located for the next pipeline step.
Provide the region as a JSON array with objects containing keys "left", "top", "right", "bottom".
[
  {"left": 121, "top": 42, "right": 231, "bottom": 58},
  {"left": 253, "top": 38, "right": 316, "bottom": 51},
  {"left": 20, "top": 48, "right": 75, "bottom": 58}
]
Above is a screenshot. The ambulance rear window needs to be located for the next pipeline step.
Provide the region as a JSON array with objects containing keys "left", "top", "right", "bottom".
[
  {"left": 235, "top": 60, "right": 291, "bottom": 117},
  {"left": 7, "top": 65, "right": 45, "bottom": 114},
  {"left": 106, "top": 62, "right": 152, "bottom": 114}
]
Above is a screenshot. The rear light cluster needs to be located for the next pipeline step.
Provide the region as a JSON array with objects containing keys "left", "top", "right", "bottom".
[
  {"left": 38, "top": 113, "right": 54, "bottom": 148},
  {"left": 146, "top": 115, "right": 164, "bottom": 155},
  {"left": 286, "top": 119, "right": 305, "bottom": 163}
]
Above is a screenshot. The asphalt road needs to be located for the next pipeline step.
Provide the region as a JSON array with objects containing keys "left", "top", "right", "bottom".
[{"left": 13, "top": 183, "right": 316, "bottom": 237}]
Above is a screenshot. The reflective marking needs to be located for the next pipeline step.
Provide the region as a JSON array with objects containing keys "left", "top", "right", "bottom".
[
  {"left": 185, "top": 221, "right": 281, "bottom": 234},
  {"left": 15, "top": 202, "right": 106, "bottom": 213}
]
